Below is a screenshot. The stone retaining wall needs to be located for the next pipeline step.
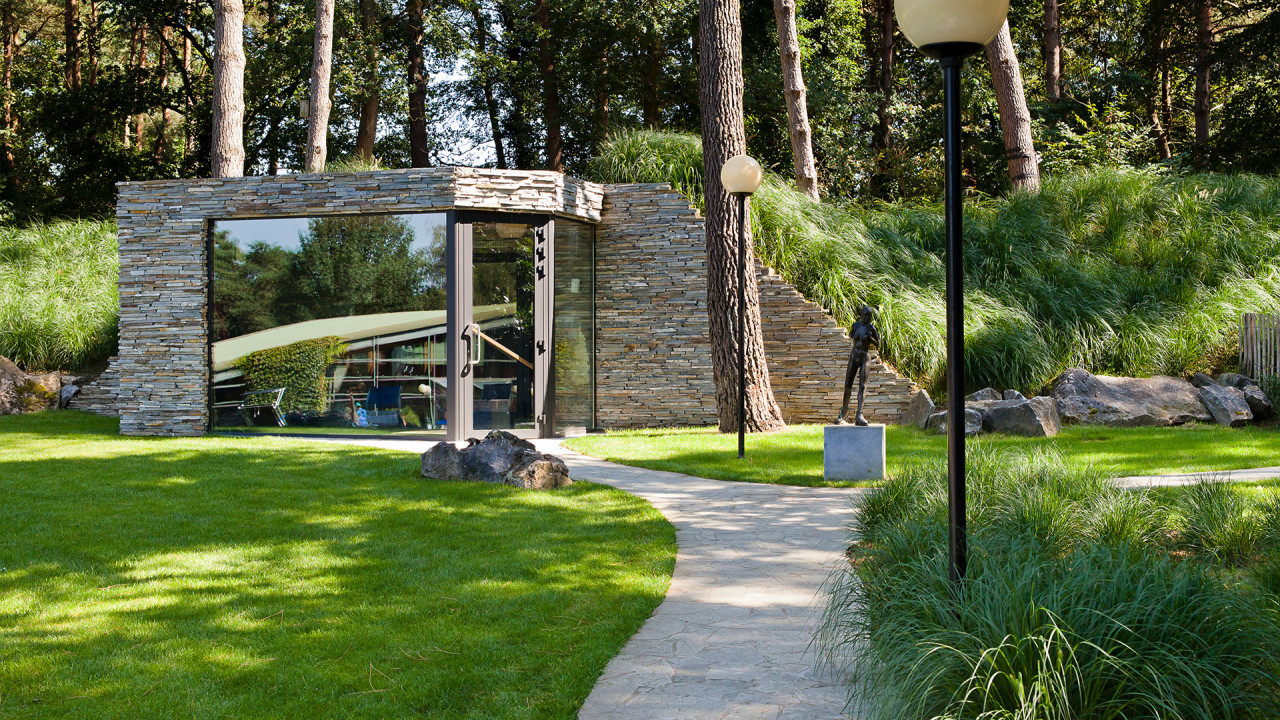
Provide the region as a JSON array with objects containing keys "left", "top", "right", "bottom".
[{"left": 67, "top": 359, "right": 120, "bottom": 417}]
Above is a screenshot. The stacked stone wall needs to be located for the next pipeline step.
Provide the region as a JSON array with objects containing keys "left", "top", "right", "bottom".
[{"left": 67, "top": 358, "right": 120, "bottom": 417}]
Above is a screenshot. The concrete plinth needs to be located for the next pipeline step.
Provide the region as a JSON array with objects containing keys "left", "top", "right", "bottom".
[{"left": 824, "top": 424, "right": 886, "bottom": 482}]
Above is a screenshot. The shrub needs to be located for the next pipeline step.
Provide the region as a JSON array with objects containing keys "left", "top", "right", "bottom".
[
  {"left": 0, "top": 220, "right": 118, "bottom": 371},
  {"left": 591, "top": 132, "right": 1280, "bottom": 395},
  {"left": 233, "top": 336, "right": 347, "bottom": 414},
  {"left": 820, "top": 450, "right": 1280, "bottom": 720}
]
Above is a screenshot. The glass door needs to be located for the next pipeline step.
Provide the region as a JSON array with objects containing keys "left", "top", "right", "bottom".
[{"left": 448, "top": 214, "right": 553, "bottom": 440}]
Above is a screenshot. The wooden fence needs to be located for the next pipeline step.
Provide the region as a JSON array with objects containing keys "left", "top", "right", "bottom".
[{"left": 1240, "top": 313, "right": 1280, "bottom": 380}]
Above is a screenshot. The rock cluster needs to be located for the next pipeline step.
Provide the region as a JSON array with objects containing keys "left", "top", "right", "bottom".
[
  {"left": 1049, "top": 367, "right": 1273, "bottom": 428},
  {"left": 421, "top": 430, "right": 572, "bottom": 490},
  {"left": 0, "top": 355, "right": 64, "bottom": 415},
  {"left": 923, "top": 389, "right": 1062, "bottom": 438}
]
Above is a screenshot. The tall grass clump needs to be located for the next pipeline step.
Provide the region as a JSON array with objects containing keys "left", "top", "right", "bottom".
[
  {"left": 0, "top": 220, "right": 119, "bottom": 370},
  {"left": 591, "top": 131, "right": 1280, "bottom": 394},
  {"left": 819, "top": 449, "right": 1280, "bottom": 720}
]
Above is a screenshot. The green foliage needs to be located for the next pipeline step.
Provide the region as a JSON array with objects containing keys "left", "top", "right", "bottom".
[
  {"left": 0, "top": 220, "right": 119, "bottom": 371},
  {"left": 233, "top": 336, "right": 347, "bottom": 414},
  {"left": 1176, "top": 480, "right": 1266, "bottom": 566},
  {"left": 819, "top": 448, "right": 1280, "bottom": 720},
  {"left": 591, "top": 133, "right": 1280, "bottom": 393}
]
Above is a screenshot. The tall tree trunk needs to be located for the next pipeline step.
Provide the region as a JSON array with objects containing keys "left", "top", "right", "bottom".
[
  {"left": 1043, "top": 0, "right": 1060, "bottom": 100},
  {"left": 868, "top": 0, "right": 893, "bottom": 196},
  {"left": 642, "top": 32, "right": 664, "bottom": 127},
  {"left": 772, "top": 0, "right": 818, "bottom": 200},
  {"left": 183, "top": 29, "right": 193, "bottom": 162},
  {"left": 1, "top": 8, "right": 16, "bottom": 188},
  {"left": 1194, "top": 0, "right": 1212, "bottom": 166},
  {"left": 125, "top": 24, "right": 137, "bottom": 146},
  {"left": 534, "top": 0, "right": 562, "bottom": 171},
  {"left": 407, "top": 0, "right": 430, "bottom": 167},
  {"left": 354, "top": 0, "right": 380, "bottom": 162},
  {"left": 1159, "top": 55, "right": 1172, "bottom": 159},
  {"left": 210, "top": 0, "right": 245, "bottom": 177},
  {"left": 1151, "top": 35, "right": 1171, "bottom": 160},
  {"left": 699, "top": 0, "right": 786, "bottom": 433},
  {"left": 306, "top": 0, "right": 335, "bottom": 172},
  {"left": 86, "top": 0, "right": 97, "bottom": 85},
  {"left": 986, "top": 22, "right": 1039, "bottom": 192},
  {"left": 470, "top": 5, "right": 505, "bottom": 168},
  {"left": 156, "top": 26, "right": 168, "bottom": 161},
  {"left": 64, "top": 0, "right": 79, "bottom": 89},
  {"left": 135, "top": 27, "right": 146, "bottom": 151}
]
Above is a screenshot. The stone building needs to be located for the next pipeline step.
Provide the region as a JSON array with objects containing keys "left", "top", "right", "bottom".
[{"left": 76, "top": 168, "right": 929, "bottom": 438}]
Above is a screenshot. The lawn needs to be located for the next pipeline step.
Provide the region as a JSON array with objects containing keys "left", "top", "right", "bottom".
[
  {"left": 0, "top": 412, "right": 675, "bottom": 719},
  {"left": 565, "top": 423, "right": 1280, "bottom": 487}
]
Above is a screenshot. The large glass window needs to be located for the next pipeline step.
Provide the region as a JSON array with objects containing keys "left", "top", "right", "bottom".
[
  {"left": 554, "top": 220, "right": 595, "bottom": 434},
  {"left": 210, "top": 213, "right": 449, "bottom": 435}
]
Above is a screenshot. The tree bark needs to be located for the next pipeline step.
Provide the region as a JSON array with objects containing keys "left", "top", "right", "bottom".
[
  {"left": 1158, "top": 54, "right": 1172, "bottom": 159},
  {"left": 156, "top": 26, "right": 168, "bottom": 161},
  {"left": 306, "top": 0, "right": 335, "bottom": 172},
  {"left": 135, "top": 26, "right": 146, "bottom": 151},
  {"left": 1151, "top": 35, "right": 1171, "bottom": 160},
  {"left": 1, "top": 6, "right": 16, "bottom": 186},
  {"left": 470, "top": 5, "right": 505, "bottom": 168},
  {"left": 354, "top": 0, "right": 380, "bottom": 162},
  {"left": 868, "top": 0, "right": 893, "bottom": 196},
  {"left": 210, "top": 0, "right": 245, "bottom": 177},
  {"left": 63, "top": 0, "right": 79, "bottom": 89},
  {"left": 986, "top": 21, "right": 1040, "bottom": 192},
  {"left": 86, "top": 0, "right": 97, "bottom": 86},
  {"left": 534, "top": 0, "right": 562, "bottom": 171},
  {"left": 1194, "top": 0, "right": 1212, "bottom": 165},
  {"left": 407, "top": 0, "right": 430, "bottom": 167},
  {"left": 642, "top": 31, "right": 665, "bottom": 127},
  {"left": 1043, "top": 0, "right": 1060, "bottom": 100},
  {"left": 699, "top": 0, "right": 786, "bottom": 433},
  {"left": 772, "top": 0, "right": 818, "bottom": 200}
]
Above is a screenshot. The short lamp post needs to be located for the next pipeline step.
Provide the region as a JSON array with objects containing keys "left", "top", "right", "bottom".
[
  {"left": 896, "top": 0, "right": 1008, "bottom": 592},
  {"left": 721, "top": 154, "right": 764, "bottom": 459}
]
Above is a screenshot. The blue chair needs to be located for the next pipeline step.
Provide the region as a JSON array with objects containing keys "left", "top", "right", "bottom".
[{"left": 365, "top": 385, "right": 402, "bottom": 427}]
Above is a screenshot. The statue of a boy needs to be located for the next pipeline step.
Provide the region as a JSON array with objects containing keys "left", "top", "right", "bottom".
[{"left": 836, "top": 305, "right": 881, "bottom": 426}]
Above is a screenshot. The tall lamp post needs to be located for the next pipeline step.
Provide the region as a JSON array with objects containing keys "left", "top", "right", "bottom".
[
  {"left": 896, "top": 0, "right": 1008, "bottom": 591},
  {"left": 721, "top": 154, "right": 764, "bottom": 459}
]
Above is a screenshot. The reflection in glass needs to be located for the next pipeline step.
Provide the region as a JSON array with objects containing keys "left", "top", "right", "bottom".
[
  {"left": 210, "top": 213, "right": 449, "bottom": 435},
  {"left": 470, "top": 222, "right": 536, "bottom": 431},
  {"left": 554, "top": 220, "right": 595, "bottom": 434}
]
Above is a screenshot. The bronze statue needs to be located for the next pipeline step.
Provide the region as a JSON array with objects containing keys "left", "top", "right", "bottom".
[{"left": 836, "top": 305, "right": 881, "bottom": 426}]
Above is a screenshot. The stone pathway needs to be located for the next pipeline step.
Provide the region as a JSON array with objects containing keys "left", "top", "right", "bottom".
[
  {"left": 1116, "top": 465, "right": 1280, "bottom": 489},
  {"left": 301, "top": 436, "right": 865, "bottom": 720}
]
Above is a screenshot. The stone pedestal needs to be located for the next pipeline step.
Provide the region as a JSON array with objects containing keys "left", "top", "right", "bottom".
[{"left": 823, "top": 424, "right": 886, "bottom": 482}]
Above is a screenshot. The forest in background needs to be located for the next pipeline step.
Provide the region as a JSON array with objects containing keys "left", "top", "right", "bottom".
[{"left": 0, "top": 0, "right": 1277, "bottom": 220}]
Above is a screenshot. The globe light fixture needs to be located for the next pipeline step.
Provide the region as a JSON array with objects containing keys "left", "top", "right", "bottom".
[
  {"left": 720, "top": 154, "right": 763, "bottom": 459},
  {"left": 897, "top": 0, "right": 1008, "bottom": 595}
]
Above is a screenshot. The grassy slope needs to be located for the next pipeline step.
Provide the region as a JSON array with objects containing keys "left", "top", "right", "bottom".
[
  {"left": 565, "top": 424, "right": 1280, "bottom": 487},
  {"left": 590, "top": 131, "right": 1280, "bottom": 394},
  {"left": 0, "top": 412, "right": 675, "bottom": 720},
  {"left": 0, "top": 220, "right": 118, "bottom": 372}
]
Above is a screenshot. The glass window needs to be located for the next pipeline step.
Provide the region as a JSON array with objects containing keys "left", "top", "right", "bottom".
[
  {"left": 210, "top": 213, "right": 449, "bottom": 436},
  {"left": 553, "top": 219, "right": 595, "bottom": 434}
]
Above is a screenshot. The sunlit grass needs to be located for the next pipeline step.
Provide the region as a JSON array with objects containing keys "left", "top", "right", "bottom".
[
  {"left": 565, "top": 423, "right": 1280, "bottom": 487},
  {"left": 0, "top": 411, "right": 675, "bottom": 719}
]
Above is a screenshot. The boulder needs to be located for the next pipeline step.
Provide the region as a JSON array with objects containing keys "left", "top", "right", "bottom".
[
  {"left": 421, "top": 430, "right": 572, "bottom": 490},
  {"left": 1197, "top": 384, "right": 1253, "bottom": 427},
  {"left": 904, "top": 389, "right": 936, "bottom": 428},
  {"left": 1189, "top": 372, "right": 1218, "bottom": 388},
  {"left": 1216, "top": 372, "right": 1258, "bottom": 390},
  {"left": 1002, "top": 389, "right": 1026, "bottom": 401},
  {"left": 1241, "top": 384, "right": 1274, "bottom": 420},
  {"left": 983, "top": 396, "right": 1061, "bottom": 437},
  {"left": 1051, "top": 368, "right": 1211, "bottom": 427},
  {"left": 0, "top": 355, "right": 60, "bottom": 415},
  {"left": 967, "top": 388, "right": 1001, "bottom": 403},
  {"left": 925, "top": 408, "right": 983, "bottom": 436},
  {"left": 59, "top": 384, "right": 80, "bottom": 408}
]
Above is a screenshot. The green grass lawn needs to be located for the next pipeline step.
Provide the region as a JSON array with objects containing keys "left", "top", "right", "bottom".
[
  {"left": 0, "top": 412, "right": 675, "bottom": 719},
  {"left": 565, "top": 423, "right": 1280, "bottom": 487}
]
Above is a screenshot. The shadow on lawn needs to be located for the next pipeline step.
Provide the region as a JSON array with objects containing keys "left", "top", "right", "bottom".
[{"left": 0, "top": 413, "right": 675, "bottom": 718}]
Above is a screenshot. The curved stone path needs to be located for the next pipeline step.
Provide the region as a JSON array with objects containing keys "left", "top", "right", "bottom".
[{"left": 303, "top": 436, "right": 865, "bottom": 719}]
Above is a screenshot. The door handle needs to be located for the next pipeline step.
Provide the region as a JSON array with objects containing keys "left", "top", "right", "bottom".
[{"left": 460, "top": 323, "right": 479, "bottom": 377}]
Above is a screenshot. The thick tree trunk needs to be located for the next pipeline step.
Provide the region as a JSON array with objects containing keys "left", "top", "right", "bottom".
[
  {"left": 305, "top": 0, "right": 335, "bottom": 172},
  {"left": 699, "top": 0, "right": 786, "bottom": 433},
  {"left": 470, "top": 6, "right": 505, "bottom": 168},
  {"left": 135, "top": 27, "right": 146, "bottom": 151},
  {"left": 1194, "top": 0, "right": 1212, "bottom": 165},
  {"left": 210, "top": 0, "right": 245, "bottom": 177},
  {"left": 642, "top": 33, "right": 664, "bottom": 127},
  {"left": 986, "top": 21, "right": 1040, "bottom": 192},
  {"left": 156, "top": 26, "right": 168, "bottom": 161},
  {"left": 1, "top": 9, "right": 16, "bottom": 186},
  {"left": 868, "top": 0, "right": 893, "bottom": 196},
  {"left": 407, "top": 0, "right": 430, "bottom": 167},
  {"left": 63, "top": 0, "right": 79, "bottom": 89},
  {"left": 534, "top": 0, "right": 562, "bottom": 171},
  {"left": 1043, "top": 0, "right": 1060, "bottom": 100},
  {"left": 772, "top": 0, "right": 818, "bottom": 200},
  {"left": 354, "top": 0, "right": 379, "bottom": 162}
]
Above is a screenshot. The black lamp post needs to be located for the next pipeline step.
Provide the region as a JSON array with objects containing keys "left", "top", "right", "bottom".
[
  {"left": 721, "top": 154, "right": 764, "bottom": 459},
  {"left": 896, "top": 0, "right": 1009, "bottom": 591}
]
